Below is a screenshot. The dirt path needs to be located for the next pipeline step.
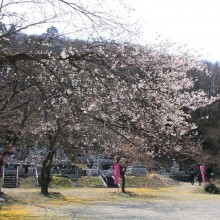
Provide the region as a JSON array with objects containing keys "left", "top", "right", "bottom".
[{"left": 1, "top": 182, "right": 220, "bottom": 219}]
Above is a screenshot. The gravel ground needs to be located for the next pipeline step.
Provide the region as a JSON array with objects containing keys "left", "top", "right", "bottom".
[{"left": 1, "top": 182, "right": 220, "bottom": 220}]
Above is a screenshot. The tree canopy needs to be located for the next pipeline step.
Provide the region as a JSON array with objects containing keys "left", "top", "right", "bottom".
[{"left": 0, "top": 0, "right": 219, "bottom": 193}]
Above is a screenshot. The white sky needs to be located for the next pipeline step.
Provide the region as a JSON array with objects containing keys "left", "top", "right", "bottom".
[{"left": 126, "top": 0, "right": 220, "bottom": 62}]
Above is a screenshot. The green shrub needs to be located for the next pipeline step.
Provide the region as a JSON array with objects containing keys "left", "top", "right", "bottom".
[
  {"left": 204, "top": 183, "right": 220, "bottom": 194},
  {"left": 51, "top": 176, "right": 74, "bottom": 188}
]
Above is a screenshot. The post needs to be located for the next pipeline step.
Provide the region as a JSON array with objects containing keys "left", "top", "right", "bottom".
[
  {"left": 16, "top": 165, "right": 19, "bottom": 187},
  {"left": 35, "top": 166, "right": 39, "bottom": 185},
  {"left": 2, "top": 165, "right": 5, "bottom": 189}
]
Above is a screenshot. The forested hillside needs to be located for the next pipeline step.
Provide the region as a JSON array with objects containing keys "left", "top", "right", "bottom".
[{"left": 191, "top": 63, "right": 220, "bottom": 174}]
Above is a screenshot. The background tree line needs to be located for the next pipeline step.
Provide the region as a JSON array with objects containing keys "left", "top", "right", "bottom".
[{"left": 191, "top": 62, "right": 220, "bottom": 176}]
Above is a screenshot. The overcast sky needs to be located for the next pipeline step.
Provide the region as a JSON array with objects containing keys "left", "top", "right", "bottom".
[{"left": 127, "top": 0, "right": 220, "bottom": 62}]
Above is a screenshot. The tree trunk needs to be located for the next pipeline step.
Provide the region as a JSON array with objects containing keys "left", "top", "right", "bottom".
[
  {"left": 0, "top": 162, "right": 3, "bottom": 194},
  {"left": 41, "top": 151, "right": 54, "bottom": 194},
  {"left": 121, "top": 171, "right": 126, "bottom": 193},
  {"left": 120, "top": 164, "right": 128, "bottom": 193},
  {"left": 0, "top": 163, "right": 2, "bottom": 193}
]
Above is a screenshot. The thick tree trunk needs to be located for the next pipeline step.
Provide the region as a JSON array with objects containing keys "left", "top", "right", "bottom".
[
  {"left": 116, "top": 160, "right": 128, "bottom": 193},
  {"left": 120, "top": 165, "right": 128, "bottom": 193},
  {"left": 41, "top": 151, "right": 54, "bottom": 194},
  {"left": 121, "top": 171, "right": 126, "bottom": 193}
]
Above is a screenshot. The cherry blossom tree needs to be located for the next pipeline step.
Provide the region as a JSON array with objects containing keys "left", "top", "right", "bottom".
[
  {"left": 0, "top": 0, "right": 136, "bottom": 193},
  {"left": 1, "top": 37, "right": 217, "bottom": 193},
  {"left": 0, "top": 0, "right": 218, "bottom": 195},
  {"left": 109, "top": 143, "right": 153, "bottom": 193}
]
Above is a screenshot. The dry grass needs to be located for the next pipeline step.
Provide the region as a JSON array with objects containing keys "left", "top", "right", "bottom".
[
  {"left": 0, "top": 206, "right": 32, "bottom": 220},
  {"left": 124, "top": 174, "right": 177, "bottom": 188},
  {"left": 78, "top": 176, "right": 104, "bottom": 187},
  {"left": 18, "top": 177, "right": 38, "bottom": 189},
  {"left": 1, "top": 188, "right": 92, "bottom": 219}
]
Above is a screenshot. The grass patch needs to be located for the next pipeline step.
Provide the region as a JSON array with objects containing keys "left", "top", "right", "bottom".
[
  {"left": 63, "top": 196, "right": 91, "bottom": 204},
  {"left": 79, "top": 176, "right": 104, "bottom": 187},
  {"left": 0, "top": 206, "right": 32, "bottom": 220},
  {"left": 51, "top": 175, "right": 74, "bottom": 188},
  {"left": 109, "top": 187, "right": 171, "bottom": 201},
  {"left": 18, "top": 173, "right": 177, "bottom": 189},
  {"left": 122, "top": 174, "right": 177, "bottom": 188},
  {"left": 124, "top": 176, "right": 155, "bottom": 187},
  {"left": 2, "top": 192, "right": 65, "bottom": 219},
  {"left": 18, "top": 176, "right": 38, "bottom": 188},
  {"left": 214, "top": 179, "right": 220, "bottom": 187},
  {"left": 74, "top": 163, "right": 88, "bottom": 170},
  {"left": 77, "top": 174, "right": 177, "bottom": 188},
  {"left": 4, "top": 191, "right": 64, "bottom": 206}
]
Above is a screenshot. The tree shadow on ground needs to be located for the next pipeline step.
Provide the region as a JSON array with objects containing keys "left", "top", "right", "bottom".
[
  {"left": 43, "top": 192, "right": 63, "bottom": 198},
  {"left": 109, "top": 191, "right": 156, "bottom": 199}
]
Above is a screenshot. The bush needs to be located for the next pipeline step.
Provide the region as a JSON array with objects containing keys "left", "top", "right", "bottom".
[{"left": 204, "top": 183, "right": 220, "bottom": 194}]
